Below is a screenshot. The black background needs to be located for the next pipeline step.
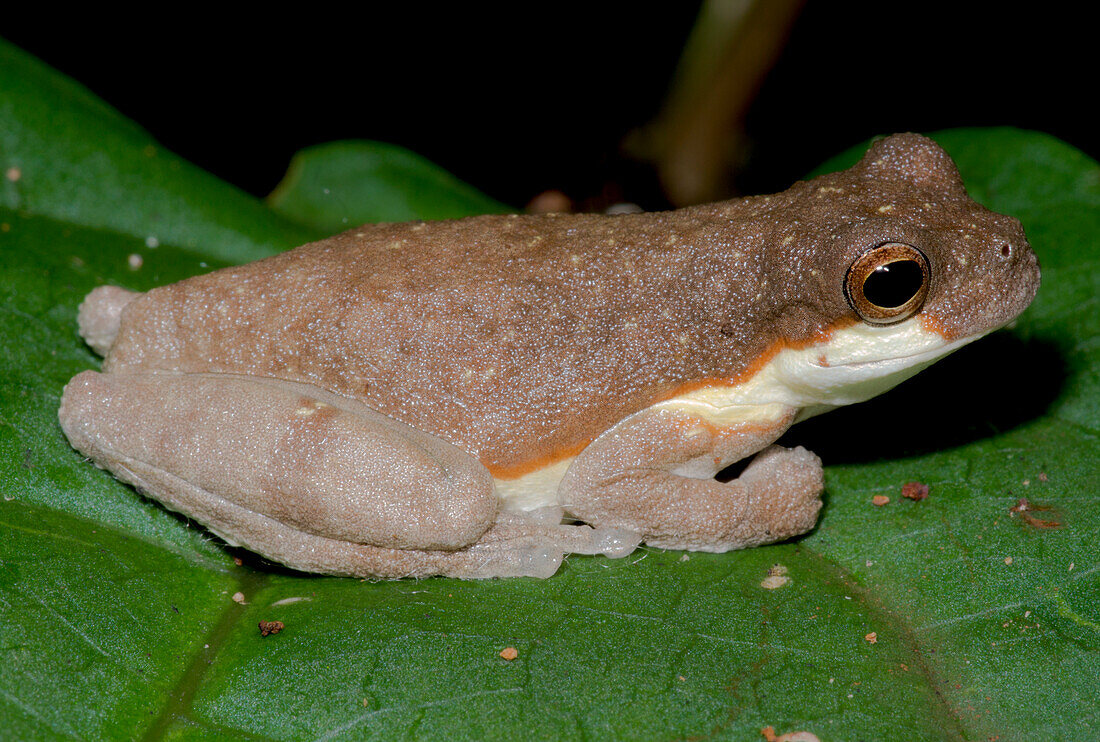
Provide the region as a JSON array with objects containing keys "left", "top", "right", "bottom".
[{"left": 5, "top": 3, "right": 1095, "bottom": 209}]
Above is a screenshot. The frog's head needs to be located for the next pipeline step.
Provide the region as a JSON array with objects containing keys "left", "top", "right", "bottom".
[{"left": 755, "top": 133, "right": 1041, "bottom": 411}]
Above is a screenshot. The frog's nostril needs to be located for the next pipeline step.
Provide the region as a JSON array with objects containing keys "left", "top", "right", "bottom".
[{"left": 999, "top": 243, "right": 1013, "bottom": 259}]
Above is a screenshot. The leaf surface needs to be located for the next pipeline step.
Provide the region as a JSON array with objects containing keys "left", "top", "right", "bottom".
[{"left": 268, "top": 140, "right": 512, "bottom": 233}]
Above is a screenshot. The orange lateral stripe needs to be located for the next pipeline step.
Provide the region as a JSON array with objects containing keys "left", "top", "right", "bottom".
[
  {"left": 483, "top": 320, "right": 855, "bottom": 481},
  {"left": 484, "top": 438, "right": 591, "bottom": 480}
]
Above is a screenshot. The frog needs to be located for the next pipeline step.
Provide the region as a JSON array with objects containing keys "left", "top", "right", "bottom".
[{"left": 58, "top": 133, "right": 1041, "bottom": 579}]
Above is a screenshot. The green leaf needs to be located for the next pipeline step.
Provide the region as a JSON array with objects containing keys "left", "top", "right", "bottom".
[
  {"left": 267, "top": 140, "right": 513, "bottom": 234},
  {"left": 2, "top": 36, "right": 1097, "bottom": 740},
  {"left": 0, "top": 38, "right": 316, "bottom": 264}
]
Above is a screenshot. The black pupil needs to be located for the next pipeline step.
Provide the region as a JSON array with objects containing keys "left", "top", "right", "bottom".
[{"left": 862, "top": 260, "right": 923, "bottom": 308}]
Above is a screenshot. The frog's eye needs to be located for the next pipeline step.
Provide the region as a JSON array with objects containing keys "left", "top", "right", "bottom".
[{"left": 844, "top": 242, "right": 930, "bottom": 324}]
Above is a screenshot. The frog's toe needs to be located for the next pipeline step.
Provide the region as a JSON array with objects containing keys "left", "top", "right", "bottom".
[
  {"left": 592, "top": 526, "right": 643, "bottom": 557},
  {"left": 77, "top": 285, "right": 141, "bottom": 356}
]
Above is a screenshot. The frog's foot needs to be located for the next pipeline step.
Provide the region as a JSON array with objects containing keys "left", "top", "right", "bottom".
[
  {"left": 565, "top": 444, "right": 824, "bottom": 553},
  {"left": 308, "top": 509, "right": 641, "bottom": 579},
  {"left": 644, "top": 445, "right": 823, "bottom": 551},
  {"left": 488, "top": 508, "right": 642, "bottom": 561},
  {"left": 59, "top": 370, "right": 499, "bottom": 563},
  {"left": 77, "top": 285, "right": 142, "bottom": 356}
]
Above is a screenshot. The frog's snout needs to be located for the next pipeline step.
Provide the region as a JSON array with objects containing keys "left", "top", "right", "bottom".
[
  {"left": 995, "top": 216, "right": 1041, "bottom": 298},
  {"left": 1002, "top": 234, "right": 1042, "bottom": 312}
]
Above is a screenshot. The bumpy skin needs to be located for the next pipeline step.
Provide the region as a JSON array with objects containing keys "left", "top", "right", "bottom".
[{"left": 58, "top": 134, "right": 1041, "bottom": 578}]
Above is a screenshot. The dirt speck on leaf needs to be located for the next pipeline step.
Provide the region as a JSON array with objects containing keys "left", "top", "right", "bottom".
[
  {"left": 901, "top": 481, "right": 929, "bottom": 501},
  {"left": 1008, "top": 497, "right": 1063, "bottom": 528},
  {"left": 270, "top": 596, "right": 311, "bottom": 607},
  {"left": 761, "top": 564, "right": 790, "bottom": 590},
  {"left": 259, "top": 620, "right": 284, "bottom": 637},
  {"left": 761, "top": 726, "right": 822, "bottom": 742}
]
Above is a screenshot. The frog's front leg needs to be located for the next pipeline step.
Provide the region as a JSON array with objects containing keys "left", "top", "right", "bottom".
[
  {"left": 59, "top": 370, "right": 624, "bottom": 578},
  {"left": 560, "top": 405, "right": 823, "bottom": 552}
]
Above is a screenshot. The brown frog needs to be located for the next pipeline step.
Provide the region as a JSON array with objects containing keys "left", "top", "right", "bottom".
[{"left": 59, "top": 134, "right": 1040, "bottom": 578}]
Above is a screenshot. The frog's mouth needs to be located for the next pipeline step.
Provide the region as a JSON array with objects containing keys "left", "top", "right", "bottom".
[
  {"left": 806, "top": 318, "right": 989, "bottom": 371},
  {"left": 778, "top": 317, "right": 997, "bottom": 420}
]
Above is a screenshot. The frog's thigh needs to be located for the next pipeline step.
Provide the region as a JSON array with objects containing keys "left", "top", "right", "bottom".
[
  {"left": 59, "top": 370, "right": 496, "bottom": 552},
  {"left": 560, "top": 406, "right": 823, "bottom": 552}
]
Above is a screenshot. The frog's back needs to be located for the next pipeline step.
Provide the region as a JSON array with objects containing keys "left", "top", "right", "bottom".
[{"left": 101, "top": 206, "right": 774, "bottom": 471}]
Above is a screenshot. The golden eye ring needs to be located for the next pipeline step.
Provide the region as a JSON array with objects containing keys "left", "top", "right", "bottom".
[{"left": 844, "top": 242, "right": 930, "bottom": 324}]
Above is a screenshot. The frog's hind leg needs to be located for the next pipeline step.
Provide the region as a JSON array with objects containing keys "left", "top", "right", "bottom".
[
  {"left": 59, "top": 370, "right": 509, "bottom": 573},
  {"left": 61, "top": 370, "right": 641, "bottom": 577},
  {"left": 77, "top": 286, "right": 142, "bottom": 356},
  {"left": 96, "top": 457, "right": 590, "bottom": 579}
]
